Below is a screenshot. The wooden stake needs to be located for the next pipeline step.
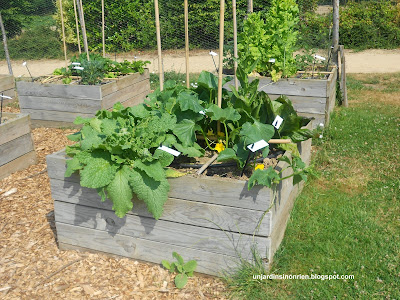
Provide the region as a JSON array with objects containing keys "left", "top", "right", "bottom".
[
  {"left": 339, "top": 45, "right": 348, "bottom": 107},
  {"left": 77, "top": 0, "right": 90, "bottom": 60},
  {"left": 102, "top": 0, "right": 105, "bottom": 58},
  {"left": 73, "top": 0, "right": 81, "bottom": 54},
  {"left": 0, "top": 12, "right": 13, "bottom": 75},
  {"left": 332, "top": 0, "right": 339, "bottom": 67},
  {"left": 184, "top": 0, "right": 190, "bottom": 89},
  {"left": 154, "top": 0, "right": 163, "bottom": 91},
  {"left": 59, "top": 0, "right": 68, "bottom": 67},
  {"left": 232, "top": 0, "right": 238, "bottom": 89},
  {"left": 217, "top": 0, "right": 225, "bottom": 109}
]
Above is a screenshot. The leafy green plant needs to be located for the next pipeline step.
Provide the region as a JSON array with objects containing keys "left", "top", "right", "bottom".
[
  {"left": 162, "top": 252, "right": 197, "bottom": 289},
  {"left": 237, "top": 0, "right": 299, "bottom": 80}
]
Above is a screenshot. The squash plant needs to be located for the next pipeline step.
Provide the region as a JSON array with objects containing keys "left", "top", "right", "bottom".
[{"left": 65, "top": 69, "right": 313, "bottom": 219}]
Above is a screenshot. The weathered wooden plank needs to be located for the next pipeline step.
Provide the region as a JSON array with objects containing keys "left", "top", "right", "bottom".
[
  {"left": 0, "top": 75, "right": 14, "bottom": 90},
  {"left": 16, "top": 81, "right": 101, "bottom": 100},
  {"left": 0, "top": 133, "right": 34, "bottom": 166},
  {"left": 29, "top": 120, "right": 83, "bottom": 129},
  {"left": 298, "top": 112, "right": 325, "bottom": 129},
  {"left": 0, "top": 114, "right": 31, "bottom": 145},
  {"left": 119, "top": 89, "right": 151, "bottom": 109},
  {"left": 54, "top": 200, "right": 270, "bottom": 258},
  {"left": 49, "top": 178, "right": 272, "bottom": 236},
  {"left": 20, "top": 109, "right": 95, "bottom": 123},
  {"left": 102, "top": 79, "right": 150, "bottom": 109},
  {"left": 268, "top": 94, "right": 326, "bottom": 114},
  {"left": 56, "top": 223, "right": 241, "bottom": 276},
  {"left": 0, "top": 150, "right": 36, "bottom": 180},
  {"left": 101, "top": 69, "right": 150, "bottom": 97},
  {"left": 18, "top": 96, "right": 102, "bottom": 114}
]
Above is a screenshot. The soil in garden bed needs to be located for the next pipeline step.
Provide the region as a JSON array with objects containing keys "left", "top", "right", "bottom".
[{"left": 170, "top": 148, "right": 284, "bottom": 181}]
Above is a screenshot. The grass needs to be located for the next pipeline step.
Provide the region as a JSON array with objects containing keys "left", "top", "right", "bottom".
[{"left": 224, "top": 73, "right": 400, "bottom": 299}]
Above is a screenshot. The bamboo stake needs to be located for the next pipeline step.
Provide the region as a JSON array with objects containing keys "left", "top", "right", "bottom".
[
  {"left": 77, "top": 0, "right": 89, "bottom": 60},
  {"left": 217, "top": 0, "right": 225, "bottom": 133},
  {"left": 59, "top": 0, "right": 68, "bottom": 67},
  {"left": 72, "top": 0, "right": 81, "bottom": 53},
  {"left": 102, "top": 0, "right": 105, "bottom": 57},
  {"left": 0, "top": 12, "right": 13, "bottom": 75},
  {"left": 184, "top": 0, "right": 190, "bottom": 89},
  {"left": 232, "top": 0, "right": 238, "bottom": 89},
  {"left": 154, "top": 0, "right": 163, "bottom": 91}
]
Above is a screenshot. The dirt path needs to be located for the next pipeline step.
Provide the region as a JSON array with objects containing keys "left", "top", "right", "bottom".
[{"left": 1, "top": 49, "right": 400, "bottom": 77}]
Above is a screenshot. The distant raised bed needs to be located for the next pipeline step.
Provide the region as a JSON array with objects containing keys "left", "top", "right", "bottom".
[
  {"left": 46, "top": 134, "right": 311, "bottom": 276},
  {"left": 0, "top": 74, "right": 16, "bottom": 105},
  {"left": 16, "top": 70, "right": 150, "bottom": 128},
  {"left": 0, "top": 113, "right": 36, "bottom": 180}
]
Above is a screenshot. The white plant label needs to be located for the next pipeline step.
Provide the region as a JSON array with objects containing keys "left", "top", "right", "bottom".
[
  {"left": 0, "top": 95, "right": 12, "bottom": 99},
  {"left": 247, "top": 140, "right": 269, "bottom": 152},
  {"left": 209, "top": 51, "right": 218, "bottom": 57},
  {"left": 199, "top": 110, "right": 206, "bottom": 115},
  {"left": 71, "top": 62, "right": 81, "bottom": 65},
  {"left": 74, "top": 66, "right": 84, "bottom": 70},
  {"left": 157, "top": 145, "right": 181, "bottom": 157},
  {"left": 22, "top": 61, "right": 27, "bottom": 66},
  {"left": 314, "top": 55, "right": 326, "bottom": 61},
  {"left": 269, "top": 58, "right": 276, "bottom": 63},
  {"left": 272, "top": 115, "right": 284, "bottom": 129}
]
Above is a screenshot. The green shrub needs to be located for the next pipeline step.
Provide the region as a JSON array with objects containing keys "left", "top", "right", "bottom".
[
  {"left": 340, "top": 1, "right": 400, "bottom": 50},
  {"left": 297, "top": 12, "right": 331, "bottom": 49}
]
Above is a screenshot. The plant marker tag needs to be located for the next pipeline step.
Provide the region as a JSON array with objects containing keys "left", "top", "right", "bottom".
[
  {"left": 71, "top": 62, "right": 81, "bottom": 65},
  {"left": 199, "top": 110, "right": 206, "bottom": 115},
  {"left": 247, "top": 140, "right": 269, "bottom": 152},
  {"left": 209, "top": 51, "right": 218, "bottom": 57},
  {"left": 22, "top": 61, "right": 27, "bottom": 66},
  {"left": 0, "top": 95, "right": 12, "bottom": 99},
  {"left": 272, "top": 115, "right": 284, "bottom": 129},
  {"left": 269, "top": 58, "right": 276, "bottom": 63},
  {"left": 158, "top": 145, "right": 181, "bottom": 157},
  {"left": 74, "top": 66, "right": 84, "bottom": 70},
  {"left": 314, "top": 55, "right": 326, "bottom": 61}
]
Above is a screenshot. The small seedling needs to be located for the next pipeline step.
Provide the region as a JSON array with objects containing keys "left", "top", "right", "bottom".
[{"left": 162, "top": 252, "right": 197, "bottom": 289}]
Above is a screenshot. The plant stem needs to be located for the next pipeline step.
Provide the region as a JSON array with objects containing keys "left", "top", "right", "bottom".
[
  {"left": 223, "top": 121, "right": 229, "bottom": 146},
  {"left": 201, "top": 129, "right": 215, "bottom": 150}
]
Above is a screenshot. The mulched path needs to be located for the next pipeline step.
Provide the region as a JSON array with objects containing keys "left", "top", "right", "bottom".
[{"left": 0, "top": 109, "right": 227, "bottom": 299}]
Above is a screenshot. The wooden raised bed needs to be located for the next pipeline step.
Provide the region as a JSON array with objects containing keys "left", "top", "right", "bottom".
[
  {"left": 16, "top": 70, "right": 150, "bottom": 128},
  {"left": 257, "top": 67, "right": 337, "bottom": 128},
  {"left": 0, "top": 74, "right": 16, "bottom": 105},
  {"left": 0, "top": 113, "right": 36, "bottom": 180},
  {"left": 46, "top": 134, "right": 311, "bottom": 276}
]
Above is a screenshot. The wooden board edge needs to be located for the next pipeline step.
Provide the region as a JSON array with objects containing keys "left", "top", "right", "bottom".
[{"left": 0, "top": 151, "right": 37, "bottom": 180}]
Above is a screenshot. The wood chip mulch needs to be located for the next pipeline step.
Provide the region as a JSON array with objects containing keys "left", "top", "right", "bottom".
[{"left": 0, "top": 126, "right": 227, "bottom": 299}]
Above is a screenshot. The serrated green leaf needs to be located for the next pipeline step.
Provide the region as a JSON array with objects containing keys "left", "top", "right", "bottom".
[
  {"left": 80, "top": 126, "right": 104, "bottom": 151},
  {"left": 278, "top": 143, "right": 299, "bottom": 157},
  {"left": 74, "top": 116, "right": 92, "bottom": 125},
  {"left": 90, "top": 118, "right": 102, "bottom": 132},
  {"left": 165, "top": 168, "right": 187, "bottom": 178},
  {"left": 293, "top": 173, "right": 307, "bottom": 185},
  {"left": 65, "top": 157, "right": 81, "bottom": 177},
  {"left": 129, "top": 169, "right": 169, "bottom": 219},
  {"left": 133, "top": 160, "right": 165, "bottom": 182},
  {"left": 154, "top": 149, "right": 175, "bottom": 168},
  {"left": 97, "top": 187, "right": 107, "bottom": 202},
  {"left": 240, "top": 121, "right": 275, "bottom": 146},
  {"left": 175, "top": 274, "right": 188, "bottom": 289},
  {"left": 174, "top": 119, "right": 200, "bottom": 146},
  {"left": 80, "top": 151, "right": 118, "bottom": 189},
  {"left": 106, "top": 165, "right": 133, "bottom": 218},
  {"left": 177, "top": 90, "right": 204, "bottom": 112},
  {"left": 206, "top": 104, "right": 241, "bottom": 122},
  {"left": 248, "top": 167, "right": 280, "bottom": 190},
  {"left": 128, "top": 104, "right": 150, "bottom": 119},
  {"left": 217, "top": 148, "right": 237, "bottom": 162},
  {"left": 174, "top": 142, "right": 205, "bottom": 158},
  {"left": 278, "top": 155, "right": 291, "bottom": 165},
  {"left": 183, "top": 260, "right": 197, "bottom": 273},
  {"left": 67, "top": 132, "right": 81, "bottom": 142}
]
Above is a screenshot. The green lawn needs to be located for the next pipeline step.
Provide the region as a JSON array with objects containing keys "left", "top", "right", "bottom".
[{"left": 225, "top": 73, "right": 400, "bottom": 299}]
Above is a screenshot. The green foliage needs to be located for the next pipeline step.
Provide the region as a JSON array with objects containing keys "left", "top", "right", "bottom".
[
  {"left": 296, "top": 12, "right": 331, "bottom": 49},
  {"left": 162, "top": 252, "right": 197, "bottom": 289},
  {"left": 340, "top": 1, "right": 400, "bottom": 50},
  {"left": 238, "top": 0, "right": 299, "bottom": 80},
  {"left": 53, "top": 53, "right": 150, "bottom": 85}
]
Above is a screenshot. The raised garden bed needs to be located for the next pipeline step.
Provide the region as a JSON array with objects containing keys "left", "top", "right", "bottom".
[
  {"left": 16, "top": 70, "right": 150, "bottom": 128},
  {"left": 0, "top": 74, "right": 16, "bottom": 105},
  {"left": 226, "top": 67, "right": 337, "bottom": 128},
  {"left": 46, "top": 134, "right": 311, "bottom": 276},
  {"left": 257, "top": 67, "right": 337, "bottom": 128},
  {"left": 0, "top": 113, "right": 36, "bottom": 180}
]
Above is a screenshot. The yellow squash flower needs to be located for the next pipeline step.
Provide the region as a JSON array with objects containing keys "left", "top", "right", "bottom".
[
  {"left": 217, "top": 131, "right": 225, "bottom": 138},
  {"left": 215, "top": 142, "right": 225, "bottom": 153},
  {"left": 255, "top": 163, "right": 265, "bottom": 170},
  {"left": 207, "top": 129, "right": 214, "bottom": 136}
]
